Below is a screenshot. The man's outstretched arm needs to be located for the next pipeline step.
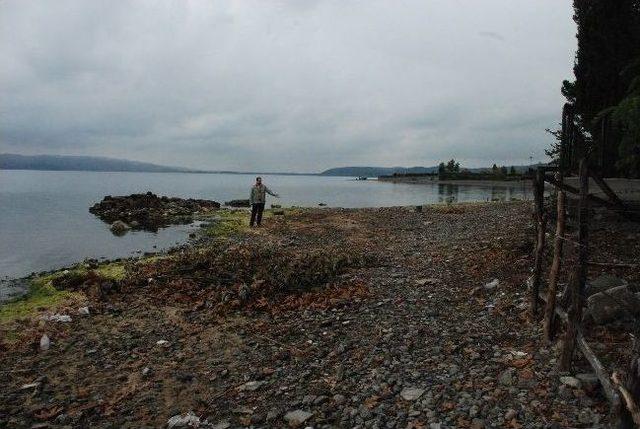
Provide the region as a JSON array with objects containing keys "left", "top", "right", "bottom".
[{"left": 265, "top": 187, "right": 279, "bottom": 198}]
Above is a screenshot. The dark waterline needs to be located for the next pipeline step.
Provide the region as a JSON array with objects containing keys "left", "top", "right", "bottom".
[{"left": 0, "top": 170, "right": 532, "bottom": 280}]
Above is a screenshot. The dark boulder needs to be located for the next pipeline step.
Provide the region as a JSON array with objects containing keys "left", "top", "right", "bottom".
[
  {"left": 225, "top": 199, "right": 251, "bottom": 207},
  {"left": 584, "top": 284, "right": 640, "bottom": 325},
  {"left": 90, "top": 192, "right": 220, "bottom": 231}
]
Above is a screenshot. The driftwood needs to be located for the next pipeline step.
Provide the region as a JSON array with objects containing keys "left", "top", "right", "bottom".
[
  {"left": 560, "top": 159, "right": 589, "bottom": 370},
  {"left": 539, "top": 291, "right": 621, "bottom": 409},
  {"left": 587, "top": 261, "right": 638, "bottom": 269},
  {"left": 613, "top": 372, "right": 640, "bottom": 426},
  {"left": 543, "top": 172, "right": 566, "bottom": 343}
]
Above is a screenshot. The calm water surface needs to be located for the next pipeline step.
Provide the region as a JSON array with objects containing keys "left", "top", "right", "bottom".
[{"left": 0, "top": 170, "right": 531, "bottom": 279}]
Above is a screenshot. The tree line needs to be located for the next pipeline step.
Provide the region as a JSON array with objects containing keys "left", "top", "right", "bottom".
[{"left": 437, "top": 159, "right": 521, "bottom": 180}]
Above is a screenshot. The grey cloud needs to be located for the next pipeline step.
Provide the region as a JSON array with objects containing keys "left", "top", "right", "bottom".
[
  {"left": 0, "top": 0, "right": 576, "bottom": 172},
  {"left": 478, "top": 31, "right": 506, "bottom": 42}
]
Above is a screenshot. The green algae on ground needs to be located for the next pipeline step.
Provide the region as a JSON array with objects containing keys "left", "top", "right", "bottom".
[
  {"left": 0, "top": 262, "right": 126, "bottom": 323},
  {"left": 93, "top": 262, "right": 126, "bottom": 280},
  {"left": 0, "top": 276, "right": 79, "bottom": 323},
  {"left": 200, "top": 209, "right": 249, "bottom": 238}
]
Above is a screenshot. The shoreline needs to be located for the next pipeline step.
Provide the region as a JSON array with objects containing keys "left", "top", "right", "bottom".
[
  {"left": 2, "top": 200, "right": 630, "bottom": 428},
  {"left": 0, "top": 200, "right": 524, "bottom": 291},
  {"left": 378, "top": 176, "right": 534, "bottom": 187}
]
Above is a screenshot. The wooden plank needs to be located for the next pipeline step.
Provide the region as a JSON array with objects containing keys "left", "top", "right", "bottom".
[
  {"left": 589, "top": 172, "right": 626, "bottom": 208},
  {"left": 544, "top": 175, "right": 616, "bottom": 209}
]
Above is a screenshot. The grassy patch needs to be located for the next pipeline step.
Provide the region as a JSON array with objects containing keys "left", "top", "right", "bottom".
[
  {"left": 0, "top": 262, "right": 126, "bottom": 323},
  {"left": 137, "top": 254, "right": 173, "bottom": 265},
  {"left": 201, "top": 209, "right": 248, "bottom": 238},
  {"left": 0, "top": 276, "right": 81, "bottom": 323},
  {"left": 94, "top": 262, "right": 126, "bottom": 280}
]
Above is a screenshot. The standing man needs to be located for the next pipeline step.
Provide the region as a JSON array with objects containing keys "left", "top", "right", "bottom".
[{"left": 249, "top": 176, "right": 279, "bottom": 227}]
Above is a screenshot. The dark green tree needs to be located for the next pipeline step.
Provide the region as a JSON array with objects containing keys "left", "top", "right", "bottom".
[
  {"left": 562, "top": 0, "right": 640, "bottom": 174},
  {"left": 597, "top": 57, "right": 640, "bottom": 176},
  {"left": 438, "top": 162, "right": 446, "bottom": 179},
  {"left": 510, "top": 166, "right": 517, "bottom": 175}
]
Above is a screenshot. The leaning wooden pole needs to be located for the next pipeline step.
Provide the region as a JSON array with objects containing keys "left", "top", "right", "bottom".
[
  {"left": 530, "top": 167, "right": 546, "bottom": 317},
  {"left": 560, "top": 158, "right": 589, "bottom": 370},
  {"left": 543, "top": 172, "right": 566, "bottom": 343}
]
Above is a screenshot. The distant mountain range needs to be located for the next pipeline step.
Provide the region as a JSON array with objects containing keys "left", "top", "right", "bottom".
[
  {"left": 0, "top": 154, "right": 196, "bottom": 173},
  {"left": 1, "top": 154, "right": 544, "bottom": 176}
]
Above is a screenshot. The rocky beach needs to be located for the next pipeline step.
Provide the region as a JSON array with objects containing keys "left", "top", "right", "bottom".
[{"left": 1, "top": 200, "right": 638, "bottom": 428}]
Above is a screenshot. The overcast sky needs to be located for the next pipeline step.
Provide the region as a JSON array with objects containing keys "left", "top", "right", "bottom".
[{"left": 0, "top": 0, "right": 576, "bottom": 172}]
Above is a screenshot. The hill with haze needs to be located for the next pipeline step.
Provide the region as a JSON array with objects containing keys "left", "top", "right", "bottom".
[
  {"left": 320, "top": 166, "right": 439, "bottom": 177},
  {"left": 0, "top": 154, "right": 197, "bottom": 173}
]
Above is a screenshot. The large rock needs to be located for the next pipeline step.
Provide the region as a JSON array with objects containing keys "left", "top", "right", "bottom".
[
  {"left": 584, "top": 284, "right": 640, "bottom": 325},
  {"left": 283, "top": 410, "right": 312, "bottom": 427},
  {"left": 110, "top": 220, "right": 130, "bottom": 235},
  {"left": 224, "top": 199, "right": 250, "bottom": 207},
  {"left": 90, "top": 192, "right": 220, "bottom": 231},
  {"left": 586, "top": 274, "right": 628, "bottom": 297}
]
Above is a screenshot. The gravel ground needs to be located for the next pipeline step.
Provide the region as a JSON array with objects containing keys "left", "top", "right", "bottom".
[{"left": 0, "top": 202, "right": 612, "bottom": 428}]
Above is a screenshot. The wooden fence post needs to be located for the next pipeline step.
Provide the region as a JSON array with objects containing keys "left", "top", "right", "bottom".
[
  {"left": 531, "top": 168, "right": 546, "bottom": 317},
  {"left": 543, "top": 172, "right": 566, "bottom": 342},
  {"left": 560, "top": 158, "right": 589, "bottom": 370}
]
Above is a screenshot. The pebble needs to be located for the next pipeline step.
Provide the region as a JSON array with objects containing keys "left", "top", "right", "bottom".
[
  {"left": 40, "top": 334, "right": 50, "bottom": 351},
  {"left": 560, "top": 376, "right": 581, "bottom": 388},
  {"left": 166, "top": 411, "right": 200, "bottom": 428},
  {"left": 504, "top": 409, "right": 517, "bottom": 420},
  {"left": 238, "top": 381, "right": 264, "bottom": 391},
  {"left": 498, "top": 368, "right": 515, "bottom": 386},
  {"left": 400, "top": 387, "right": 425, "bottom": 401},
  {"left": 484, "top": 279, "right": 500, "bottom": 290},
  {"left": 333, "top": 394, "right": 346, "bottom": 405}
]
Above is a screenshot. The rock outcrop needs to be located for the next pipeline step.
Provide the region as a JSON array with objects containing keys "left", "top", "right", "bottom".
[
  {"left": 224, "top": 199, "right": 250, "bottom": 207},
  {"left": 90, "top": 192, "right": 220, "bottom": 232}
]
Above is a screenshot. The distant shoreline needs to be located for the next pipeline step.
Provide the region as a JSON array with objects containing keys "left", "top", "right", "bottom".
[{"left": 378, "top": 176, "right": 534, "bottom": 187}]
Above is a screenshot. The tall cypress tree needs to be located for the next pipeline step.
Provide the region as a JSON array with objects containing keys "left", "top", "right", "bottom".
[{"left": 562, "top": 0, "right": 640, "bottom": 175}]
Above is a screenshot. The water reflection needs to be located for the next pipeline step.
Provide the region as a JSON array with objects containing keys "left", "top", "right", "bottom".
[
  {"left": 437, "top": 182, "right": 530, "bottom": 203},
  {"left": 438, "top": 184, "right": 459, "bottom": 203},
  {"left": 1, "top": 170, "right": 533, "bottom": 279}
]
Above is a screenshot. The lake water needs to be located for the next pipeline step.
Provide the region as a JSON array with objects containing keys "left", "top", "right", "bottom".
[{"left": 0, "top": 170, "right": 532, "bottom": 279}]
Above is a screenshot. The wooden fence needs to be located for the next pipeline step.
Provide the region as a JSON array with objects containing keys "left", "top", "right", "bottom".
[{"left": 529, "top": 103, "right": 639, "bottom": 427}]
